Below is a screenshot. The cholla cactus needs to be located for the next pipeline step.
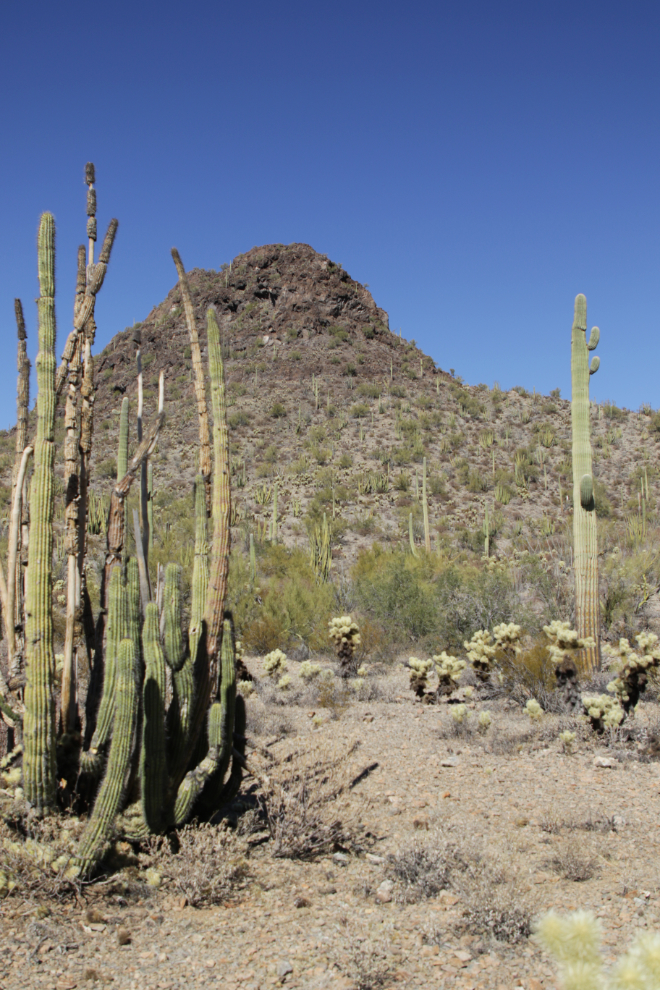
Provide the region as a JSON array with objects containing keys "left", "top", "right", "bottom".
[
  {"left": 544, "top": 620, "right": 596, "bottom": 711},
  {"left": 451, "top": 703, "right": 468, "bottom": 725},
  {"left": 536, "top": 908, "right": 660, "bottom": 989},
  {"left": 277, "top": 674, "right": 291, "bottom": 691},
  {"left": 299, "top": 660, "right": 322, "bottom": 680},
  {"left": 525, "top": 698, "right": 543, "bottom": 721},
  {"left": 464, "top": 624, "right": 521, "bottom": 683},
  {"left": 478, "top": 710, "right": 492, "bottom": 732},
  {"left": 408, "top": 657, "right": 434, "bottom": 698},
  {"left": 464, "top": 630, "right": 497, "bottom": 681},
  {"left": 237, "top": 680, "right": 254, "bottom": 698},
  {"left": 263, "top": 649, "right": 288, "bottom": 678},
  {"left": 433, "top": 652, "right": 466, "bottom": 697},
  {"left": 328, "top": 615, "right": 361, "bottom": 678},
  {"left": 559, "top": 730, "right": 576, "bottom": 753},
  {"left": 604, "top": 632, "right": 660, "bottom": 712},
  {"left": 582, "top": 693, "right": 624, "bottom": 733}
]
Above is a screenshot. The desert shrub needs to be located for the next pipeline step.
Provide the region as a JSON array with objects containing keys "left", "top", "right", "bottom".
[
  {"left": 146, "top": 824, "right": 249, "bottom": 906},
  {"left": 547, "top": 842, "right": 597, "bottom": 882},
  {"left": 453, "top": 851, "right": 536, "bottom": 943},
  {"left": 258, "top": 738, "right": 363, "bottom": 858},
  {"left": 386, "top": 830, "right": 461, "bottom": 901},
  {"left": 228, "top": 411, "right": 250, "bottom": 429}
]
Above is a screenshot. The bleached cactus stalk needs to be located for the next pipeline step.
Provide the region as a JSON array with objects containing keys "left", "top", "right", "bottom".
[
  {"left": 23, "top": 213, "right": 58, "bottom": 810},
  {"left": 571, "top": 294, "right": 601, "bottom": 671}
]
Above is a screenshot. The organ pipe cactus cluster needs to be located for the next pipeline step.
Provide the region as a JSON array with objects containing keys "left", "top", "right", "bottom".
[
  {"left": 571, "top": 294, "right": 601, "bottom": 672},
  {"left": 4, "top": 173, "right": 241, "bottom": 875}
]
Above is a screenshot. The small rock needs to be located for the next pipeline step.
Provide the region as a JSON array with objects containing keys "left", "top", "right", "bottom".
[
  {"left": 594, "top": 756, "right": 616, "bottom": 768},
  {"left": 277, "top": 960, "right": 293, "bottom": 980},
  {"left": 376, "top": 880, "right": 394, "bottom": 903},
  {"left": 332, "top": 852, "right": 349, "bottom": 866},
  {"left": 413, "top": 815, "right": 430, "bottom": 830},
  {"left": 441, "top": 757, "right": 459, "bottom": 767},
  {"left": 454, "top": 949, "right": 471, "bottom": 963},
  {"left": 363, "top": 715, "right": 375, "bottom": 723},
  {"left": 117, "top": 928, "right": 131, "bottom": 945},
  {"left": 293, "top": 896, "right": 311, "bottom": 908},
  {"left": 612, "top": 815, "right": 626, "bottom": 828},
  {"left": 84, "top": 907, "right": 106, "bottom": 924},
  {"left": 365, "top": 853, "right": 385, "bottom": 864}
]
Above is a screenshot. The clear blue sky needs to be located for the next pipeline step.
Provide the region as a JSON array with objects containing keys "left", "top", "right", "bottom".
[{"left": 1, "top": 1, "right": 658, "bottom": 427}]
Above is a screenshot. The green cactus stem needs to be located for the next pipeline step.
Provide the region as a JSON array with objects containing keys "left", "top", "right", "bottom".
[
  {"left": 270, "top": 483, "right": 278, "bottom": 543},
  {"left": 408, "top": 512, "right": 417, "bottom": 556},
  {"left": 571, "top": 293, "right": 601, "bottom": 672},
  {"left": 422, "top": 457, "right": 431, "bottom": 552},
  {"left": 140, "top": 603, "right": 167, "bottom": 832},
  {"left": 189, "top": 476, "right": 209, "bottom": 665},
  {"left": 147, "top": 462, "right": 154, "bottom": 550},
  {"left": 483, "top": 504, "right": 490, "bottom": 558},
  {"left": 174, "top": 616, "right": 236, "bottom": 825},
  {"left": 310, "top": 512, "right": 331, "bottom": 582},
  {"left": 84, "top": 567, "right": 128, "bottom": 769},
  {"left": 76, "top": 637, "right": 139, "bottom": 874},
  {"left": 23, "top": 213, "right": 57, "bottom": 810},
  {"left": 163, "top": 564, "right": 185, "bottom": 671},
  {"left": 249, "top": 532, "right": 256, "bottom": 584}
]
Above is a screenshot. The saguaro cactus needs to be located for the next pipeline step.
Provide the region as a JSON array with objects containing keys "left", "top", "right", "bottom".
[
  {"left": 23, "top": 214, "right": 58, "bottom": 810},
  {"left": 571, "top": 294, "right": 601, "bottom": 672}
]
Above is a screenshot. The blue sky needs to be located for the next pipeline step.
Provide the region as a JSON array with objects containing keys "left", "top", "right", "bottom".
[{"left": 1, "top": 1, "right": 659, "bottom": 427}]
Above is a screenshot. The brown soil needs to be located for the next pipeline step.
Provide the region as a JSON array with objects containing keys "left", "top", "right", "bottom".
[{"left": 2, "top": 661, "right": 659, "bottom": 990}]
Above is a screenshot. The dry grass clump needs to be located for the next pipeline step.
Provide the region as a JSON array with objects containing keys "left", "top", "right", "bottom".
[
  {"left": 452, "top": 849, "right": 537, "bottom": 943},
  {"left": 258, "top": 737, "right": 366, "bottom": 858},
  {"left": 337, "top": 924, "right": 394, "bottom": 990},
  {"left": 386, "top": 829, "right": 463, "bottom": 901},
  {"left": 389, "top": 831, "right": 537, "bottom": 943},
  {"left": 146, "top": 823, "right": 250, "bottom": 907},
  {"left": 547, "top": 841, "right": 598, "bottom": 882}
]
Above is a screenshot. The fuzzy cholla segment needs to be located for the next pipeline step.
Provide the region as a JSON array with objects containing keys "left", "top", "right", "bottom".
[
  {"left": 464, "top": 623, "right": 521, "bottom": 682},
  {"left": 408, "top": 657, "right": 434, "bottom": 696},
  {"left": 263, "top": 649, "right": 288, "bottom": 678},
  {"left": 604, "top": 632, "right": 660, "bottom": 712},
  {"left": 433, "top": 652, "right": 466, "bottom": 695},
  {"left": 328, "top": 616, "right": 361, "bottom": 678},
  {"left": 581, "top": 693, "right": 624, "bottom": 731},
  {"left": 543, "top": 621, "right": 595, "bottom": 665},
  {"left": 536, "top": 908, "right": 660, "bottom": 989}
]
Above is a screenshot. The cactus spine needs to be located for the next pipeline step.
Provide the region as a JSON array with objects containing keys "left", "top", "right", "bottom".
[
  {"left": 23, "top": 214, "right": 57, "bottom": 809},
  {"left": 571, "top": 293, "right": 601, "bottom": 671}
]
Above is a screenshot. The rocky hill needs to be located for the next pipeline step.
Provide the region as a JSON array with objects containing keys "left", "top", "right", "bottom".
[{"left": 0, "top": 242, "right": 656, "bottom": 647}]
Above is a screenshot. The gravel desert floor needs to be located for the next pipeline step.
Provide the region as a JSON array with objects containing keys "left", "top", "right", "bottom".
[{"left": 1, "top": 663, "right": 660, "bottom": 990}]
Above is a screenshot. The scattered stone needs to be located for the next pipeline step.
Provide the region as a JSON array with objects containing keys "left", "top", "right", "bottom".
[
  {"left": 365, "top": 853, "right": 385, "bottom": 864},
  {"left": 413, "top": 814, "right": 429, "bottom": 829},
  {"left": 441, "top": 757, "right": 460, "bottom": 767},
  {"left": 277, "top": 960, "right": 293, "bottom": 980},
  {"left": 117, "top": 927, "right": 131, "bottom": 945},
  {"left": 293, "top": 896, "right": 311, "bottom": 908},
  {"left": 332, "top": 852, "right": 349, "bottom": 866},
  {"left": 376, "top": 880, "right": 394, "bottom": 903},
  {"left": 594, "top": 756, "right": 616, "bottom": 768}
]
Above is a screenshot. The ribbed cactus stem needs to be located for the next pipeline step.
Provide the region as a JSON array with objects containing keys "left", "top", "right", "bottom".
[
  {"left": 571, "top": 293, "right": 600, "bottom": 672},
  {"left": 189, "top": 476, "right": 209, "bottom": 664},
  {"left": 86, "top": 567, "right": 127, "bottom": 759},
  {"left": 76, "top": 637, "right": 139, "bottom": 874},
  {"left": 174, "top": 616, "right": 236, "bottom": 825},
  {"left": 140, "top": 603, "right": 167, "bottom": 832},
  {"left": 163, "top": 564, "right": 185, "bottom": 671},
  {"left": 409, "top": 512, "right": 417, "bottom": 556},
  {"left": 422, "top": 457, "right": 430, "bottom": 552},
  {"left": 249, "top": 532, "right": 256, "bottom": 584},
  {"left": 147, "top": 462, "right": 153, "bottom": 550},
  {"left": 203, "top": 306, "right": 231, "bottom": 687},
  {"left": 23, "top": 213, "right": 57, "bottom": 810},
  {"left": 271, "top": 484, "right": 278, "bottom": 543},
  {"left": 484, "top": 504, "right": 490, "bottom": 558},
  {"left": 117, "top": 396, "right": 129, "bottom": 481}
]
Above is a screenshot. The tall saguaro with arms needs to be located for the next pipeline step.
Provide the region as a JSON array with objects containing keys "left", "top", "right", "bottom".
[{"left": 571, "top": 293, "right": 600, "bottom": 673}]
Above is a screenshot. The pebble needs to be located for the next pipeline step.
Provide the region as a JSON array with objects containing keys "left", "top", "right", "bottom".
[
  {"left": 594, "top": 756, "right": 616, "bottom": 768},
  {"left": 276, "top": 960, "right": 293, "bottom": 979}
]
